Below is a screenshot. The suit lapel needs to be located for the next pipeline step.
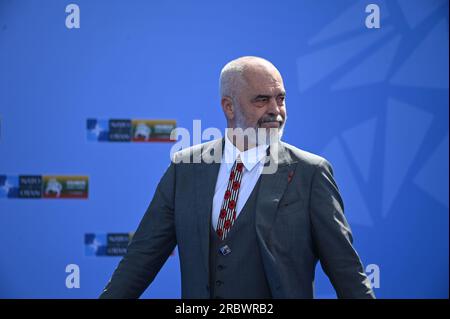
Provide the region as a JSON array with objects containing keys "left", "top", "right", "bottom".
[
  {"left": 254, "top": 142, "right": 297, "bottom": 297},
  {"left": 255, "top": 142, "right": 296, "bottom": 242},
  {"left": 194, "top": 139, "right": 223, "bottom": 274}
]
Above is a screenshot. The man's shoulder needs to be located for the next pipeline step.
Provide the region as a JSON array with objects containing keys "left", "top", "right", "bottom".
[
  {"left": 171, "top": 138, "right": 331, "bottom": 169},
  {"left": 171, "top": 138, "right": 222, "bottom": 164},
  {"left": 281, "top": 141, "right": 328, "bottom": 168}
]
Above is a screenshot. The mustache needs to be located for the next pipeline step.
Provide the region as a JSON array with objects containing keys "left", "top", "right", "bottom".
[{"left": 257, "top": 115, "right": 284, "bottom": 126}]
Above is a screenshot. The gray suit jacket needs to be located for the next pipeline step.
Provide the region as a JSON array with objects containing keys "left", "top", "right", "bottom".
[{"left": 100, "top": 138, "right": 375, "bottom": 299}]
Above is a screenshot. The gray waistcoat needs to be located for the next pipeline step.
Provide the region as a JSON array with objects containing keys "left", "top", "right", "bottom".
[{"left": 209, "top": 177, "right": 272, "bottom": 299}]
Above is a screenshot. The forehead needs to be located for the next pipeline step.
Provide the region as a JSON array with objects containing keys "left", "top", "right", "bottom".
[{"left": 242, "top": 64, "right": 285, "bottom": 94}]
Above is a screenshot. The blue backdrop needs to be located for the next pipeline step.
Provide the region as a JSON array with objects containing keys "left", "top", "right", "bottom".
[{"left": 0, "top": 0, "right": 448, "bottom": 298}]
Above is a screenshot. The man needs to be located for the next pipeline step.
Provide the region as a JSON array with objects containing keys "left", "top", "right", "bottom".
[{"left": 100, "top": 56, "right": 375, "bottom": 299}]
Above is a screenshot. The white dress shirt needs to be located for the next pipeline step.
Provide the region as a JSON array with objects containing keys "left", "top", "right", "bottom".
[{"left": 211, "top": 134, "right": 269, "bottom": 230}]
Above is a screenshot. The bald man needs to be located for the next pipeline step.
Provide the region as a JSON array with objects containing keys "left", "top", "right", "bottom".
[{"left": 100, "top": 56, "right": 375, "bottom": 299}]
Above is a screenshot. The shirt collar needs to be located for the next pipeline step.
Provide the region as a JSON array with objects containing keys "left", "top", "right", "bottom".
[{"left": 224, "top": 133, "right": 268, "bottom": 172}]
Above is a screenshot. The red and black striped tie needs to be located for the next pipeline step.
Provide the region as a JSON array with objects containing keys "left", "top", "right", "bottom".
[{"left": 216, "top": 157, "right": 244, "bottom": 240}]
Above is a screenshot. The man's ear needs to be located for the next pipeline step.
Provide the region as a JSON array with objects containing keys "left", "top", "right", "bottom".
[{"left": 221, "top": 96, "right": 234, "bottom": 121}]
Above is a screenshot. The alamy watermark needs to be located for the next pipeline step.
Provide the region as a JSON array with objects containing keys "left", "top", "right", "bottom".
[
  {"left": 366, "top": 263, "right": 381, "bottom": 289},
  {"left": 65, "top": 4, "right": 80, "bottom": 29},
  {"left": 169, "top": 121, "right": 282, "bottom": 174},
  {"left": 65, "top": 263, "right": 80, "bottom": 289},
  {"left": 365, "top": 4, "right": 381, "bottom": 29}
]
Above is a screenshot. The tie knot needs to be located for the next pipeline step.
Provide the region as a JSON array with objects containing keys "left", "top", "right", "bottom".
[{"left": 234, "top": 157, "right": 244, "bottom": 173}]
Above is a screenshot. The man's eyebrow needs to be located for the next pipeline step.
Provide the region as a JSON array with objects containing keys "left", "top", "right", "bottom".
[
  {"left": 252, "top": 92, "right": 286, "bottom": 100},
  {"left": 253, "top": 94, "right": 272, "bottom": 100}
]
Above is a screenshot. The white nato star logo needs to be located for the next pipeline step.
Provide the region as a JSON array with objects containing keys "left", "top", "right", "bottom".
[
  {"left": 1, "top": 179, "right": 13, "bottom": 195},
  {"left": 89, "top": 237, "right": 102, "bottom": 252},
  {"left": 90, "top": 123, "right": 103, "bottom": 137}
]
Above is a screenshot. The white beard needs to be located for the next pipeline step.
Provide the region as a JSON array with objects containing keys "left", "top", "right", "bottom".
[{"left": 233, "top": 109, "right": 286, "bottom": 147}]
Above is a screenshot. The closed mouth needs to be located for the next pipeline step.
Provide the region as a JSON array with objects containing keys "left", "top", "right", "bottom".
[{"left": 259, "top": 120, "right": 282, "bottom": 128}]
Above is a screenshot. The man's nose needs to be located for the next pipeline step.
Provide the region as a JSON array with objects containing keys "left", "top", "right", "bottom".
[{"left": 267, "top": 98, "right": 281, "bottom": 116}]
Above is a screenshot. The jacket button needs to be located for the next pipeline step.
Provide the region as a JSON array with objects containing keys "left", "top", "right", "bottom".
[
  {"left": 215, "top": 280, "right": 223, "bottom": 286},
  {"left": 217, "top": 265, "right": 225, "bottom": 271}
]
